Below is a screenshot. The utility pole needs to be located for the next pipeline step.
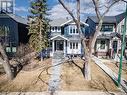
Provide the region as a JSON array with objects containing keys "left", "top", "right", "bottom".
[{"left": 117, "top": 3, "right": 127, "bottom": 87}]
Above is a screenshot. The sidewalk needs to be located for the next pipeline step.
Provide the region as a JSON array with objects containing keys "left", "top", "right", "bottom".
[{"left": 92, "top": 55, "right": 127, "bottom": 93}]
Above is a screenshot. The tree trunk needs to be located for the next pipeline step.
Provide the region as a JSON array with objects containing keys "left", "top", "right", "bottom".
[
  {"left": 81, "top": 39, "right": 91, "bottom": 80},
  {"left": 89, "top": 19, "right": 103, "bottom": 55},
  {"left": 39, "top": 19, "right": 43, "bottom": 62},
  {"left": 77, "top": 0, "right": 91, "bottom": 80},
  {"left": 0, "top": 44, "right": 14, "bottom": 80}
]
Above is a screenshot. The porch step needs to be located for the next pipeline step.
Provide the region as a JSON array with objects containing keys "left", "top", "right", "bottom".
[{"left": 53, "top": 51, "right": 64, "bottom": 59}]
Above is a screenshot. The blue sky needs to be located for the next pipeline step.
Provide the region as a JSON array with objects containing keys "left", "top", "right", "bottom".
[
  {"left": 14, "top": 0, "right": 126, "bottom": 20},
  {"left": 15, "top": 0, "right": 58, "bottom": 18}
]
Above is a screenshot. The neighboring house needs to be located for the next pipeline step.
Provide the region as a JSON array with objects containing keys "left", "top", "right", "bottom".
[
  {"left": 0, "top": 0, "right": 29, "bottom": 56},
  {"left": 86, "top": 13, "right": 126, "bottom": 58},
  {"left": 49, "top": 18, "right": 88, "bottom": 57}
]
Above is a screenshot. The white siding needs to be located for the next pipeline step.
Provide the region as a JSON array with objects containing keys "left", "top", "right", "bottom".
[
  {"left": 116, "top": 18, "right": 127, "bottom": 35},
  {"left": 67, "top": 41, "right": 81, "bottom": 54}
]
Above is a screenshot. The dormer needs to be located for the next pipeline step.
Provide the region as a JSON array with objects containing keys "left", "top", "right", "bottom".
[{"left": 0, "top": 0, "right": 14, "bottom": 14}]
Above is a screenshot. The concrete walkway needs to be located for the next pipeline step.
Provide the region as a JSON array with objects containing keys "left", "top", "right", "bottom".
[
  {"left": 48, "top": 51, "right": 64, "bottom": 93},
  {"left": 92, "top": 55, "right": 127, "bottom": 93}
]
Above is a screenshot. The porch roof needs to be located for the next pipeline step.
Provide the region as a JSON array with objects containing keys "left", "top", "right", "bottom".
[{"left": 50, "top": 35, "right": 69, "bottom": 41}]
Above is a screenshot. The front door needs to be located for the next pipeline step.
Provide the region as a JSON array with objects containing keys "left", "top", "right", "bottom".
[
  {"left": 56, "top": 41, "right": 63, "bottom": 51},
  {"left": 113, "top": 41, "right": 118, "bottom": 53}
]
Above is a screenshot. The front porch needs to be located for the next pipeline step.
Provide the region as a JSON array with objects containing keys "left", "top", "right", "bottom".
[{"left": 50, "top": 35, "right": 68, "bottom": 57}]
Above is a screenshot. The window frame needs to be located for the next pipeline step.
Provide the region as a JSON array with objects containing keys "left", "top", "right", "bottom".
[
  {"left": 70, "top": 42, "right": 78, "bottom": 49},
  {"left": 101, "top": 24, "right": 113, "bottom": 32},
  {"left": 1, "top": 1, "right": 13, "bottom": 13},
  {"left": 70, "top": 42, "right": 72, "bottom": 49}
]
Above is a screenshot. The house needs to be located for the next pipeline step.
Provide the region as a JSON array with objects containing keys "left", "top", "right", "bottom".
[
  {"left": 49, "top": 18, "right": 89, "bottom": 57},
  {"left": 0, "top": 0, "right": 29, "bottom": 56},
  {"left": 86, "top": 13, "right": 126, "bottom": 58}
]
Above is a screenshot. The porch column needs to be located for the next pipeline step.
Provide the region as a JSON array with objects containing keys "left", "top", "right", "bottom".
[
  {"left": 110, "top": 40, "right": 113, "bottom": 58},
  {"left": 64, "top": 40, "right": 66, "bottom": 56},
  {"left": 52, "top": 40, "right": 55, "bottom": 54}
]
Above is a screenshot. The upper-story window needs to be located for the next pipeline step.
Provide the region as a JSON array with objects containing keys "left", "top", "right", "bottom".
[
  {"left": 58, "top": 27, "right": 60, "bottom": 31},
  {"left": 101, "top": 25, "right": 113, "bottom": 32},
  {"left": 51, "top": 26, "right": 61, "bottom": 32},
  {"left": 69, "top": 26, "right": 79, "bottom": 35},
  {"left": 70, "top": 27, "right": 72, "bottom": 33},
  {"left": 73, "top": 28, "right": 75, "bottom": 33},
  {"left": 55, "top": 26, "right": 57, "bottom": 30},
  {"left": 1, "top": 1, "right": 13, "bottom": 13},
  {"left": 52, "top": 27, "right": 54, "bottom": 31}
]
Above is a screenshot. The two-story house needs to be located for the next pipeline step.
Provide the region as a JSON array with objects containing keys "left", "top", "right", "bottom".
[
  {"left": 49, "top": 18, "right": 88, "bottom": 57},
  {"left": 0, "top": 0, "right": 29, "bottom": 56},
  {"left": 86, "top": 13, "right": 125, "bottom": 58}
]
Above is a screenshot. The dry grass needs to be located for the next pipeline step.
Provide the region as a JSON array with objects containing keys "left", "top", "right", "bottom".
[
  {"left": 60, "top": 58, "right": 119, "bottom": 91},
  {"left": 0, "top": 58, "right": 52, "bottom": 92},
  {"left": 101, "top": 59, "right": 127, "bottom": 80},
  {"left": 0, "top": 57, "right": 121, "bottom": 92}
]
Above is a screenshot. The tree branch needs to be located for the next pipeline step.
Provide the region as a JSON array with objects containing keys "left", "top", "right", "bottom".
[{"left": 58, "top": 0, "right": 78, "bottom": 25}]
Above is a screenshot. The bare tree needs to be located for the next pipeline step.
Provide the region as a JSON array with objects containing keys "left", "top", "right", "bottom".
[
  {"left": 0, "top": 43, "right": 14, "bottom": 80},
  {"left": 58, "top": 0, "right": 120, "bottom": 80}
]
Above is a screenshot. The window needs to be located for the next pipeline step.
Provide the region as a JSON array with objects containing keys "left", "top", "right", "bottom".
[
  {"left": 70, "top": 42, "right": 72, "bottom": 49},
  {"left": 70, "top": 42, "right": 78, "bottom": 49},
  {"left": 12, "top": 47, "right": 16, "bottom": 52},
  {"left": 69, "top": 26, "right": 79, "bottom": 34},
  {"left": 73, "top": 28, "right": 75, "bottom": 33},
  {"left": 70, "top": 27, "right": 72, "bottom": 33},
  {"left": 76, "top": 43, "right": 78, "bottom": 49},
  {"left": 73, "top": 43, "right": 75, "bottom": 49},
  {"left": 52, "top": 27, "right": 54, "bottom": 31},
  {"left": 1, "top": 1, "right": 13, "bottom": 13},
  {"left": 6, "top": 47, "right": 11, "bottom": 52},
  {"left": 113, "top": 41, "right": 117, "bottom": 53},
  {"left": 100, "top": 40, "right": 105, "bottom": 49},
  {"left": 101, "top": 25, "right": 113, "bottom": 32},
  {"left": 76, "top": 28, "right": 78, "bottom": 33},
  {"left": 55, "top": 27, "right": 57, "bottom": 30},
  {"left": 58, "top": 27, "right": 60, "bottom": 31}
]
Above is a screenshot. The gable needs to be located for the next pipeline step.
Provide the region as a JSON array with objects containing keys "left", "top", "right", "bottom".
[
  {"left": 50, "top": 35, "right": 68, "bottom": 41},
  {"left": 61, "top": 19, "right": 89, "bottom": 26}
]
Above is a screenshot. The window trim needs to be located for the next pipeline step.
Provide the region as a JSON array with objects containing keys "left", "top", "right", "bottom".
[
  {"left": 69, "top": 26, "right": 79, "bottom": 35},
  {"left": 1, "top": 1, "right": 13, "bottom": 13},
  {"left": 70, "top": 42, "right": 78, "bottom": 49},
  {"left": 101, "top": 24, "right": 113, "bottom": 32}
]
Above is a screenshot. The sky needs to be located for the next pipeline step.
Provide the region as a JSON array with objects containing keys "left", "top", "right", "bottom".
[{"left": 14, "top": 0, "right": 126, "bottom": 20}]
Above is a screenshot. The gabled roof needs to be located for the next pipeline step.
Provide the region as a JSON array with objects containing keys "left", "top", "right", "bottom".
[
  {"left": 88, "top": 12, "right": 125, "bottom": 24},
  {"left": 50, "top": 35, "right": 69, "bottom": 41},
  {"left": 49, "top": 18, "right": 69, "bottom": 26},
  {"left": 88, "top": 16, "right": 116, "bottom": 24},
  {"left": 49, "top": 18, "right": 89, "bottom": 26},
  {"left": 0, "top": 13, "right": 27, "bottom": 25},
  {"left": 60, "top": 19, "right": 89, "bottom": 26},
  {"left": 7, "top": 14, "right": 27, "bottom": 25}
]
